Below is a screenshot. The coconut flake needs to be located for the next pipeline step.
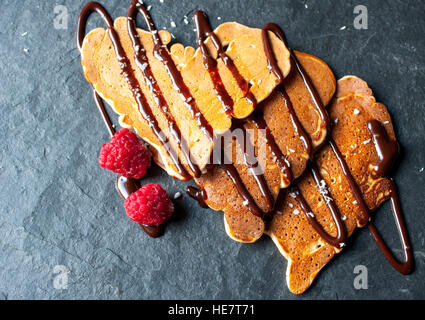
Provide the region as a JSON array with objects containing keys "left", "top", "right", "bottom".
[{"left": 362, "top": 139, "right": 371, "bottom": 145}]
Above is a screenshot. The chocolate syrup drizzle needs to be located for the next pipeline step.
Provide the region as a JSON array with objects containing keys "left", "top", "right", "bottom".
[
  {"left": 128, "top": 2, "right": 214, "bottom": 143},
  {"left": 250, "top": 113, "right": 293, "bottom": 186},
  {"left": 77, "top": 1, "right": 162, "bottom": 238},
  {"left": 193, "top": 10, "right": 257, "bottom": 116},
  {"left": 262, "top": 23, "right": 329, "bottom": 134},
  {"left": 260, "top": 22, "right": 412, "bottom": 274},
  {"left": 193, "top": 11, "right": 277, "bottom": 218},
  {"left": 77, "top": 2, "right": 412, "bottom": 274},
  {"left": 127, "top": 1, "right": 201, "bottom": 178},
  {"left": 186, "top": 186, "right": 208, "bottom": 208}
]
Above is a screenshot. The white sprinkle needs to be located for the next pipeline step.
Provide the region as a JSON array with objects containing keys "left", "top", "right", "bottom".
[
  {"left": 147, "top": 5, "right": 152, "bottom": 11},
  {"left": 362, "top": 139, "right": 371, "bottom": 145},
  {"left": 170, "top": 33, "right": 175, "bottom": 39},
  {"left": 420, "top": 167, "right": 424, "bottom": 173},
  {"left": 288, "top": 203, "right": 294, "bottom": 208},
  {"left": 305, "top": 3, "right": 308, "bottom": 9},
  {"left": 276, "top": 210, "right": 283, "bottom": 215},
  {"left": 288, "top": 148, "right": 295, "bottom": 153},
  {"left": 318, "top": 179, "right": 333, "bottom": 204},
  {"left": 351, "top": 144, "right": 356, "bottom": 149},
  {"left": 339, "top": 242, "right": 346, "bottom": 248},
  {"left": 352, "top": 200, "right": 358, "bottom": 205},
  {"left": 23, "top": 48, "right": 29, "bottom": 53},
  {"left": 341, "top": 215, "right": 347, "bottom": 221},
  {"left": 289, "top": 192, "right": 297, "bottom": 198},
  {"left": 21, "top": 31, "right": 28, "bottom": 36},
  {"left": 160, "top": 0, "right": 164, "bottom": 3},
  {"left": 162, "top": 26, "right": 167, "bottom": 30},
  {"left": 383, "top": 120, "right": 390, "bottom": 124},
  {"left": 306, "top": 211, "right": 315, "bottom": 218},
  {"left": 217, "top": 17, "right": 222, "bottom": 20},
  {"left": 334, "top": 118, "right": 339, "bottom": 124},
  {"left": 257, "top": 80, "right": 262, "bottom": 85},
  {"left": 243, "top": 200, "right": 249, "bottom": 206},
  {"left": 170, "top": 21, "right": 176, "bottom": 28},
  {"left": 340, "top": 26, "right": 346, "bottom": 30},
  {"left": 353, "top": 108, "right": 360, "bottom": 115},
  {"left": 183, "top": 18, "right": 189, "bottom": 24},
  {"left": 174, "top": 191, "right": 182, "bottom": 199},
  {"left": 293, "top": 209, "right": 300, "bottom": 215}
]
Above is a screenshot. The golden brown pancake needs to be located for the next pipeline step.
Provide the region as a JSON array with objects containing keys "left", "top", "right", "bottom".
[
  {"left": 194, "top": 51, "right": 336, "bottom": 243},
  {"left": 80, "top": 18, "right": 291, "bottom": 179},
  {"left": 267, "top": 75, "right": 396, "bottom": 294}
]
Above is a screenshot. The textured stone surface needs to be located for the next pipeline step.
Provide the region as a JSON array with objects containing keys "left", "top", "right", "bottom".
[{"left": 0, "top": 0, "right": 424, "bottom": 299}]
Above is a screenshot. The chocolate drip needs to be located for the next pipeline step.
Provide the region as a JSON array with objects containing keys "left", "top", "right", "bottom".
[
  {"left": 235, "top": 124, "right": 274, "bottom": 212},
  {"left": 250, "top": 113, "right": 293, "bottom": 186},
  {"left": 366, "top": 120, "right": 412, "bottom": 274},
  {"left": 77, "top": 2, "right": 162, "bottom": 238},
  {"left": 328, "top": 139, "right": 370, "bottom": 225},
  {"left": 186, "top": 186, "right": 208, "bottom": 208},
  {"left": 128, "top": 1, "right": 214, "bottom": 142},
  {"left": 127, "top": 1, "right": 201, "bottom": 178},
  {"left": 262, "top": 23, "right": 329, "bottom": 134},
  {"left": 367, "top": 120, "right": 398, "bottom": 178},
  {"left": 308, "top": 162, "right": 346, "bottom": 247},
  {"left": 291, "top": 185, "right": 344, "bottom": 247},
  {"left": 193, "top": 11, "right": 257, "bottom": 115},
  {"left": 193, "top": 11, "right": 234, "bottom": 115},
  {"left": 220, "top": 162, "right": 265, "bottom": 218},
  {"left": 211, "top": 134, "right": 265, "bottom": 218},
  {"left": 367, "top": 180, "right": 413, "bottom": 274},
  {"left": 259, "top": 23, "right": 312, "bottom": 182},
  {"left": 278, "top": 87, "right": 312, "bottom": 156}
]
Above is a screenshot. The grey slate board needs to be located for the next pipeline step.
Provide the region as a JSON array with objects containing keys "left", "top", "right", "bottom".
[{"left": 0, "top": 0, "right": 424, "bottom": 299}]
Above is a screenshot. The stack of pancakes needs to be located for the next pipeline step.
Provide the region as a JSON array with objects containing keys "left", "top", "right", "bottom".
[{"left": 80, "top": 8, "right": 404, "bottom": 294}]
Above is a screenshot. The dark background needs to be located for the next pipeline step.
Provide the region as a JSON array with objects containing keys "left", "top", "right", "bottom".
[{"left": 0, "top": 0, "right": 424, "bottom": 299}]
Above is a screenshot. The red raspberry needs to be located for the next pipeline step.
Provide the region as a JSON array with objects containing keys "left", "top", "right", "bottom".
[
  {"left": 124, "top": 184, "right": 174, "bottom": 226},
  {"left": 99, "top": 128, "right": 151, "bottom": 179}
]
